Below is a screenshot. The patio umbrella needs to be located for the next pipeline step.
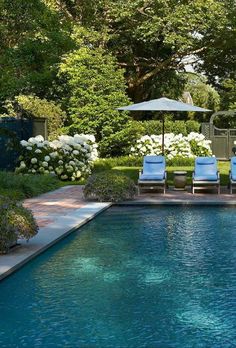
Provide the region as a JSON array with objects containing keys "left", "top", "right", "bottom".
[{"left": 118, "top": 97, "right": 211, "bottom": 154}]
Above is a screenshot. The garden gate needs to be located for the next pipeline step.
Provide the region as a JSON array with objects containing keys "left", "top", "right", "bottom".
[{"left": 201, "top": 111, "right": 236, "bottom": 160}]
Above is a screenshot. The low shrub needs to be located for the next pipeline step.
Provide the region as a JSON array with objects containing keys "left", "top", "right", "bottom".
[
  {"left": 0, "top": 171, "right": 61, "bottom": 199},
  {"left": 93, "top": 156, "right": 195, "bottom": 172},
  {"left": 83, "top": 172, "right": 136, "bottom": 202},
  {"left": 0, "top": 198, "right": 38, "bottom": 253},
  {"left": 166, "top": 156, "right": 195, "bottom": 166},
  {"left": 93, "top": 156, "right": 143, "bottom": 172}
]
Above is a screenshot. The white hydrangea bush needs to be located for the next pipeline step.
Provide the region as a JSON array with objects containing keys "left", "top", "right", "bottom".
[
  {"left": 186, "top": 132, "right": 212, "bottom": 156},
  {"left": 16, "top": 134, "right": 98, "bottom": 181},
  {"left": 130, "top": 132, "right": 212, "bottom": 159}
]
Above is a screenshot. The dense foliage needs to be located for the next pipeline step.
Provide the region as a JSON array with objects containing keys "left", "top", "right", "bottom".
[
  {"left": 57, "top": 29, "right": 130, "bottom": 141},
  {"left": 99, "top": 120, "right": 201, "bottom": 157},
  {"left": 84, "top": 172, "right": 136, "bottom": 202},
  {"left": 0, "top": 0, "right": 235, "bottom": 154},
  {"left": 0, "top": 198, "right": 38, "bottom": 254}
]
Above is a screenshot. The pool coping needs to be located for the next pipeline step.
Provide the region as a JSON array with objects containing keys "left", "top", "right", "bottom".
[{"left": 0, "top": 202, "right": 111, "bottom": 281}]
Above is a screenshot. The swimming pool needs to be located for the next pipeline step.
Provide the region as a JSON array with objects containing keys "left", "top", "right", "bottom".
[{"left": 0, "top": 206, "right": 236, "bottom": 347}]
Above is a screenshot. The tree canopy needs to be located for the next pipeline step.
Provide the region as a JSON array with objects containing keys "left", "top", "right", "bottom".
[{"left": 0, "top": 0, "right": 235, "bottom": 152}]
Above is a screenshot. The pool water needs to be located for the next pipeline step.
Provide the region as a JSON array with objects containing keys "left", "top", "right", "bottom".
[{"left": 0, "top": 206, "right": 236, "bottom": 347}]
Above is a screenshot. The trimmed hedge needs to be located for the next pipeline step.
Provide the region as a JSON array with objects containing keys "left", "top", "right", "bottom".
[{"left": 93, "top": 156, "right": 195, "bottom": 172}]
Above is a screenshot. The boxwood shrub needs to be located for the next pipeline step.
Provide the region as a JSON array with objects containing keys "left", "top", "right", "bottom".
[{"left": 83, "top": 172, "right": 136, "bottom": 202}]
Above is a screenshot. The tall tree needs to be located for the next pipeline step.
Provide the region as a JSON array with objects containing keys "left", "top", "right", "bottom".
[
  {"left": 57, "top": 28, "right": 130, "bottom": 141},
  {"left": 0, "top": 0, "right": 73, "bottom": 103},
  {"left": 48, "top": 0, "right": 227, "bottom": 101}
]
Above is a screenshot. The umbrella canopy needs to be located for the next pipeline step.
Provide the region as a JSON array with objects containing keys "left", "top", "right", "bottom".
[
  {"left": 118, "top": 97, "right": 211, "bottom": 154},
  {"left": 118, "top": 97, "right": 211, "bottom": 112}
]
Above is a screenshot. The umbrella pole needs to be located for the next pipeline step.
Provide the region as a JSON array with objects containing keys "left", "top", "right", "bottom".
[{"left": 162, "top": 114, "right": 165, "bottom": 155}]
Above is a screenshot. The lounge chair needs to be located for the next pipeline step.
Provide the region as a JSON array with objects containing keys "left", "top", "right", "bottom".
[
  {"left": 138, "top": 155, "right": 167, "bottom": 194},
  {"left": 229, "top": 157, "right": 236, "bottom": 194},
  {"left": 192, "top": 157, "right": 220, "bottom": 194}
]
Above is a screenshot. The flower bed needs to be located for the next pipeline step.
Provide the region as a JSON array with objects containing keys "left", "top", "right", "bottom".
[
  {"left": 16, "top": 134, "right": 98, "bottom": 181},
  {"left": 130, "top": 132, "right": 212, "bottom": 159}
]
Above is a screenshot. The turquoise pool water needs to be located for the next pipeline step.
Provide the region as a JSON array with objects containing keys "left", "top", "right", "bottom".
[{"left": 0, "top": 206, "right": 236, "bottom": 347}]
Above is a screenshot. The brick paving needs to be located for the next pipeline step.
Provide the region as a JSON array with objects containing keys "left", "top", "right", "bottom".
[{"left": 23, "top": 186, "right": 86, "bottom": 227}]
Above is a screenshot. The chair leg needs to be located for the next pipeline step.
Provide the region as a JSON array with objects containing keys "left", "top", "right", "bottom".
[
  {"left": 137, "top": 185, "right": 140, "bottom": 195},
  {"left": 218, "top": 185, "right": 220, "bottom": 194}
]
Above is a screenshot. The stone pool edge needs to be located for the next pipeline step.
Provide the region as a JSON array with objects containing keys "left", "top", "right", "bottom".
[{"left": 0, "top": 202, "right": 111, "bottom": 281}]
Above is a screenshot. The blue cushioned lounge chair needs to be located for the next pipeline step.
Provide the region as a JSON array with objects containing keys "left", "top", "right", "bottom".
[
  {"left": 138, "top": 155, "right": 167, "bottom": 194},
  {"left": 192, "top": 157, "right": 220, "bottom": 194},
  {"left": 229, "top": 157, "right": 236, "bottom": 194}
]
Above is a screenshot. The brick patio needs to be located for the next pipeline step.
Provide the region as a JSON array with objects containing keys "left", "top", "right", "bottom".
[{"left": 23, "top": 185, "right": 236, "bottom": 229}]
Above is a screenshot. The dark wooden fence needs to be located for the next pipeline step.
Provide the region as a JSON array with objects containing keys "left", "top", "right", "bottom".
[{"left": 0, "top": 117, "right": 47, "bottom": 170}]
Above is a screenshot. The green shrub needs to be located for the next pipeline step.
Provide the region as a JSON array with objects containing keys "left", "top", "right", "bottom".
[
  {"left": 99, "top": 121, "right": 145, "bottom": 157},
  {"left": 93, "top": 156, "right": 195, "bottom": 172},
  {"left": 84, "top": 172, "right": 136, "bottom": 202},
  {"left": 0, "top": 171, "right": 61, "bottom": 199},
  {"left": 166, "top": 156, "right": 195, "bottom": 166},
  {"left": 140, "top": 120, "right": 200, "bottom": 136},
  {"left": 185, "top": 120, "right": 201, "bottom": 133},
  {"left": 0, "top": 198, "right": 38, "bottom": 253},
  {"left": 93, "top": 157, "right": 143, "bottom": 172}
]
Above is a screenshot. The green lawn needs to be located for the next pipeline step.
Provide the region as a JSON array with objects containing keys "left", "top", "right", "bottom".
[{"left": 110, "top": 161, "right": 230, "bottom": 186}]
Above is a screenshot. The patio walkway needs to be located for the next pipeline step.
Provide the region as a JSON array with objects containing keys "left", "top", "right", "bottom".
[
  {"left": 23, "top": 185, "right": 236, "bottom": 227},
  {"left": 23, "top": 185, "right": 86, "bottom": 228}
]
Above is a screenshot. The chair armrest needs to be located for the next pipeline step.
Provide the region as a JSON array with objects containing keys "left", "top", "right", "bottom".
[
  {"left": 139, "top": 169, "right": 143, "bottom": 178},
  {"left": 164, "top": 171, "right": 167, "bottom": 180},
  {"left": 192, "top": 171, "right": 195, "bottom": 179},
  {"left": 217, "top": 171, "right": 220, "bottom": 180}
]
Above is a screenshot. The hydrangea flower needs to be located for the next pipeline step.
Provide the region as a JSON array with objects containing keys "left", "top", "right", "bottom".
[
  {"left": 131, "top": 132, "right": 212, "bottom": 158},
  {"left": 16, "top": 133, "right": 98, "bottom": 181}
]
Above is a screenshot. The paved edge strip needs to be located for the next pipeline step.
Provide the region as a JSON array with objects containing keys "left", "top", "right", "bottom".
[{"left": 0, "top": 202, "right": 112, "bottom": 281}]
